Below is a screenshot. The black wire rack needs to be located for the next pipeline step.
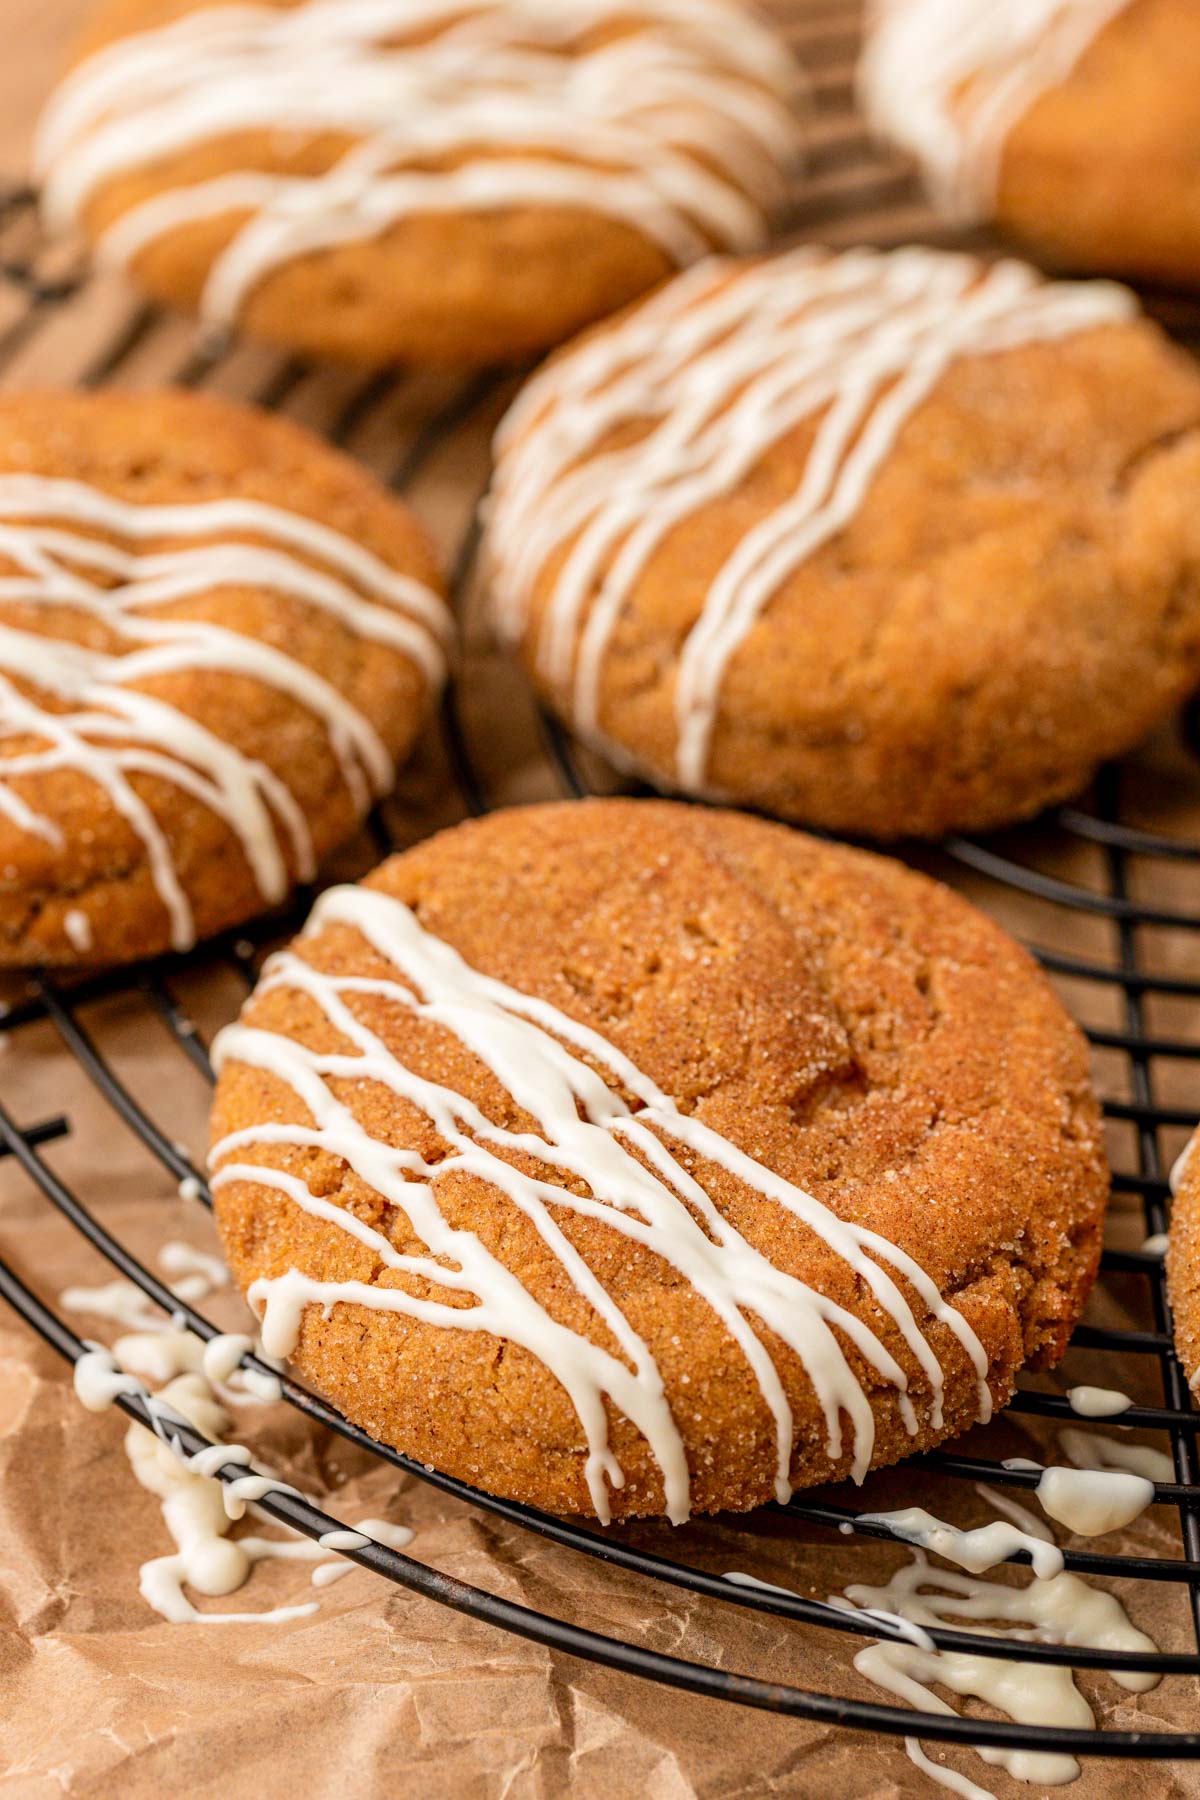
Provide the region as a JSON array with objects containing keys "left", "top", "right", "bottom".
[{"left": 4, "top": 5, "right": 1200, "bottom": 1776}]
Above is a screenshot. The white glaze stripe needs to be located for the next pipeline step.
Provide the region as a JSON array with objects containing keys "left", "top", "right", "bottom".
[
  {"left": 36, "top": 0, "right": 803, "bottom": 327},
  {"left": 210, "top": 881, "right": 991, "bottom": 1524},
  {"left": 858, "top": 0, "right": 1131, "bottom": 220},
  {"left": 0, "top": 476, "right": 445, "bottom": 950},
  {"left": 487, "top": 247, "right": 1136, "bottom": 791}
]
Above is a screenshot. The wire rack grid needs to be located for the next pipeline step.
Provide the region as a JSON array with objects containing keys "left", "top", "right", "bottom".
[{"left": 3, "top": 0, "right": 1200, "bottom": 1776}]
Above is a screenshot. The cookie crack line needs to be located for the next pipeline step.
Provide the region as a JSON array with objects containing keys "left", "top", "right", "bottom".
[
  {"left": 487, "top": 246, "right": 1137, "bottom": 797},
  {"left": 35, "top": 0, "right": 804, "bottom": 331},
  {"left": 0, "top": 473, "right": 448, "bottom": 954},
  {"left": 210, "top": 879, "right": 992, "bottom": 1526}
]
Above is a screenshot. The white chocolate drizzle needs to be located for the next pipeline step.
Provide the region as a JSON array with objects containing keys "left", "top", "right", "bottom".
[
  {"left": 123, "top": 1371, "right": 321, "bottom": 1624},
  {"left": 113, "top": 1327, "right": 206, "bottom": 1386},
  {"left": 60, "top": 1239, "right": 283, "bottom": 1405},
  {"left": 158, "top": 1239, "right": 230, "bottom": 1293},
  {"left": 35, "top": 0, "right": 803, "bottom": 326},
  {"left": 843, "top": 1548, "right": 1159, "bottom": 1791},
  {"left": 61, "top": 1235, "right": 227, "bottom": 1332},
  {"left": 726, "top": 1568, "right": 938, "bottom": 1651},
  {"left": 1170, "top": 1130, "right": 1196, "bottom": 1196},
  {"left": 0, "top": 474, "right": 446, "bottom": 950},
  {"left": 1036, "top": 1465, "right": 1155, "bottom": 1538},
  {"left": 63, "top": 907, "right": 93, "bottom": 952},
  {"left": 211, "top": 879, "right": 992, "bottom": 1525},
  {"left": 487, "top": 247, "right": 1136, "bottom": 793},
  {"left": 972, "top": 1480, "right": 1059, "bottom": 1548},
  {"left": 857, "top": 1503, "right": 1065, "bottom": 1579},
  {"left": 311, "top": 1517, "right": 413, "bottom": 1586},
  {"left": 1059, "top": 1425, "right": 1174, "bottom": 1486},
  {"left": 60, "top": 1277, "right": 168, "bottom": 1335},
  {"left": 858, "top": 0, "right": 1132, "bottom": 221},
  {"left": 1066, "top": 1384, "right": 1132, "bottom": 1419},
  {"left": 71, "top": 1344, "right": 410, "bottom": 1621},
  {"left": 727, "top": 1489, "right": 1160, "bottom": 1798}
]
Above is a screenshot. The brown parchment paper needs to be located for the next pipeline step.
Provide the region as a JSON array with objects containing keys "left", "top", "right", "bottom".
[{"left": 2, "top": 4, "right": 1200, "bottom": 1794}]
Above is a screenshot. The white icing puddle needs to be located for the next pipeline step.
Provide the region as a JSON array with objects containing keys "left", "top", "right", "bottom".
[
  {"left": 827, "top": 1489, "right": 1161, "bottom": 1796},
  {"left": 70, "top": 1344, "right": 411, "bottom": 1624},
  {"left": 1066, "top": 1385, "right": 1132, "bottom": 1419},
  {"left": 60, "top": 1252, "right": 387, "bottom": 1621},
  {"left": 992, "top": 1426, "right": 1168, "bottom": 1541},
  {"left": 1036, "top": 1466, "right": 1155, "bottom": 1538},
  {"left": 59, "top": 1239, "right": 284, "bottom": 1408},
  {"left": 847, "top": 1550, "right": 1158, "bottom": 1790}
]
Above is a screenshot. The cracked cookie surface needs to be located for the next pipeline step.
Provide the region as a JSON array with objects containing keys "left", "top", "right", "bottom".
[
  {"left": 211, "top": 798, "right": 1109, "bottom": 1519},
  {"left": 487, "top": 247, "right": 1200, "bottom": 839}
]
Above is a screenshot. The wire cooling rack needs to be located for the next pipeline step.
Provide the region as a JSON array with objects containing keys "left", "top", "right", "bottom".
[{"left": 4, "top": 1, "right": 1200, "bottom": 1776}]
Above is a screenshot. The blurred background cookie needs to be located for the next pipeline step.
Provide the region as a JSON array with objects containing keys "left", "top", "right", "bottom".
[
  {"left": 210, "top": 798, "right": 1108, "bottom": 1521},
  {"left": 859, "top": 0, "right": 1200, "bottom": 289},
  {"left": 0, "top": 388, "right": 449, "bottom": 967},
  {"left": 488, "top": 245, "right": 1200, "bottom": 839},
  {"left": 35, "top": 0, "right": 805, "bottom": 367}
]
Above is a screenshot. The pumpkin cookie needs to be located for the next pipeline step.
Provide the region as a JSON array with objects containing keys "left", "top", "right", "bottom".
[
  {"left": 36, "top": 0, "right": 804, "bottom": 367},
  {"left": 0, "top": 388, "right": 449, "bottom": 967},
  {"left": 859, "top": 0, "right": 1200, "bottom": 288},
  {"left": 210, "top": 799, "right": 1108, "bottom": 1521},
  {"left": 1168, "top": 1135, "right": 1200, "bottom": 1391},
  {"left": 487, "top": 246, "right": 1200, "bottom": 839}
]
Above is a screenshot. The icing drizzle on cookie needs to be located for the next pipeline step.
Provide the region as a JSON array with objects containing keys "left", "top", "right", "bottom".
[
  {"left": 0, "top": 475, "right": 448, "bottom": 950},
  {"left": 858, "top": 0, "right": 1131, "bottom": 219},
  {"left": 35, "top": 0, "right": 803, "bottom": 327},
  {"left": 488, "top": 247, "right": 1136, "bottom": 794},
  {"left": 210, "top": 881, "right": 992, "bottom": 1524}
]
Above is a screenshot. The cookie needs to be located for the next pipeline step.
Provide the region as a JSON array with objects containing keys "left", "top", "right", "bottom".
[
  {"left": 209, "top": 798, "right": 1108, "bottom": 1522},
  {"left": 487, "top": 246, "right": 1200, "bottom": 839},
  {"left": 1167, "top": 1136, "right": 1200, "bottom": 1392},
  {"left": 36, "top": 0, "right": 804, "bottom": 368},
  {"left": 859, "top": 0, "right": 1200, "bottom": 288},
  {"left": 0, "top": 388, "right": 449, "bottom": 968}
]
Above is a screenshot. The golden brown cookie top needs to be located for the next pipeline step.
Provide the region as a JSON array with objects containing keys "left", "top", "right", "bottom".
[
  {"left": 210, "top": 798, "right": 1108, "bottom": 1520},
  {"left": 0, "top": 387, "right": 448, "bottom": 967},
  {"left": 486, "top": 245, "right": 1200, "bottom": 838},
  {"left": 35, "top": 1, "right": 803, "bottom": 364}
]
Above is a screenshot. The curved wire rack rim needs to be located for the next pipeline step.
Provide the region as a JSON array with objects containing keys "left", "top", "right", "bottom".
[
  {"left": 6, "top": 1260, "right": 1200, "bottom": 1756},
  {"left": 6, "top": 1092, "right": 1200, "bottom": 1678}
]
